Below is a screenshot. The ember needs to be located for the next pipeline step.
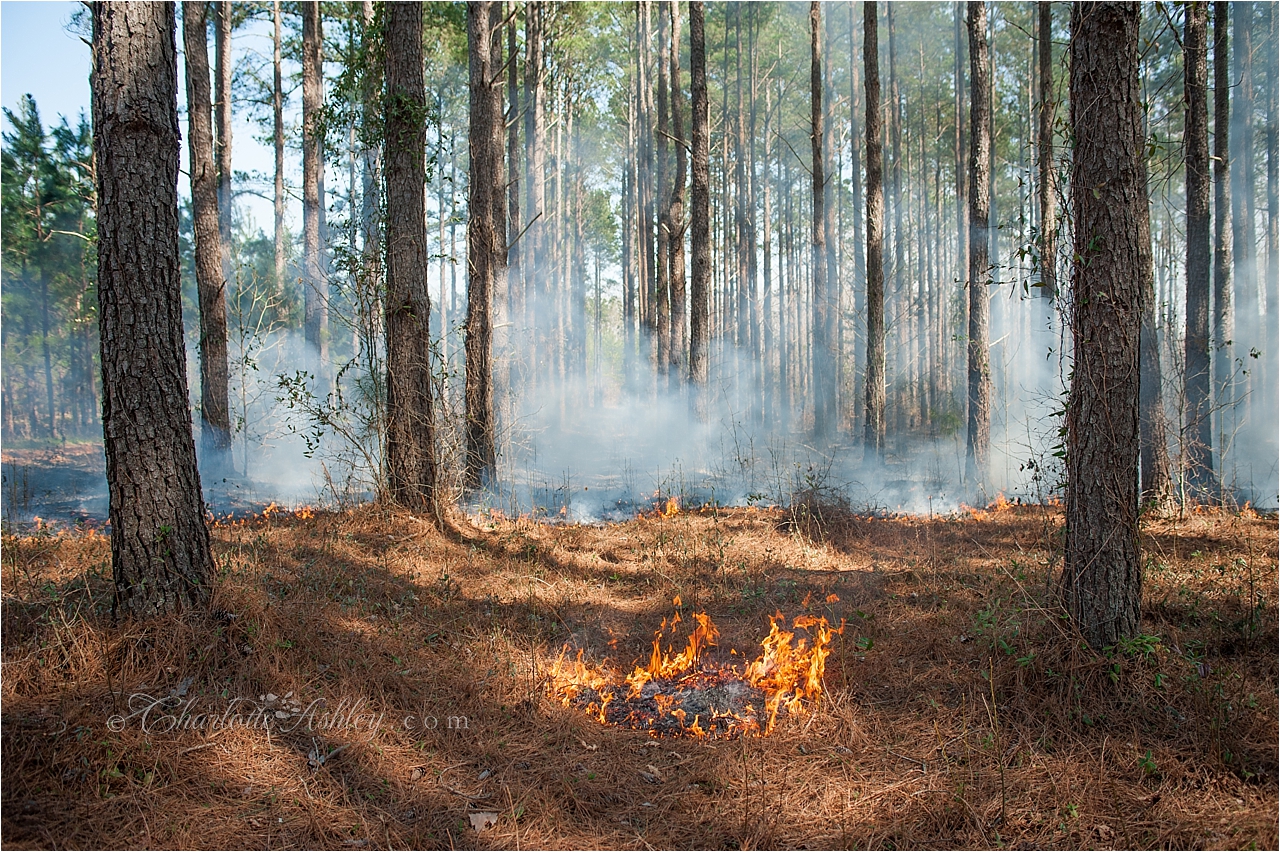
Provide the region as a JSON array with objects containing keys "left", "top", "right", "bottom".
[{"left": 549, "top": 600, "right": 843, "bottom": 737}]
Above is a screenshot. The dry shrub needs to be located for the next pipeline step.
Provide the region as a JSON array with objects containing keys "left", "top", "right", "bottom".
[{"left": 2, "top": 503, "right": 1275, "bottom": 849}]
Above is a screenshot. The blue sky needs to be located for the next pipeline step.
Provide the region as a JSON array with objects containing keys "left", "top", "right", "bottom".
[
  {"left": 2, "top": 1, "right": 284, "bottom": 230},
  {"left": 1, "top": 2, "right": 92, "bottom": 128}
]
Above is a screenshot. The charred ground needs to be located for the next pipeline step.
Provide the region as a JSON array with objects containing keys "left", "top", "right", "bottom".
[{"left": 2, "top": 502, "right": 1276, "bottom": 848}]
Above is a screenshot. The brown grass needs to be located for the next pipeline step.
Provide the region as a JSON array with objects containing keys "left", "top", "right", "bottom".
[{"left": 2, "top": 502, "right": 1276, "bottom": 849}]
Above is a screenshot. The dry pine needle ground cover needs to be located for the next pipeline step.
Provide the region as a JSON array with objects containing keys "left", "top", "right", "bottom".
[{"left": 2, "top": 501, "right": 1276, "bottom": 849}]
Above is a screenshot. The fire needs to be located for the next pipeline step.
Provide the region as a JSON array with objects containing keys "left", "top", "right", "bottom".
[{"left": 549, "top": 602, "right": 843, "bottom": 738}]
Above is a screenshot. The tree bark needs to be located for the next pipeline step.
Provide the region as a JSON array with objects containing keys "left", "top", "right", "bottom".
[
  {"left": 1267, "top": 4, "right": 1279, "bottom": 402},
  {"left": 1184, "top": 1, "right": 1214, "bottom": 491},
  {"left": 965, "top": 0, "right": 992, "bottom": 488},
  {"left": 1212, "top": 1, "right": 1233, "bottom": 471},
  {"left": 383, "top": 1, "right": 436, "bottom": 510},
  {"left": 864, "top": 1, "right": 886, "bottom": 457},
  {"left": 272, "top": 0, "right": 286, "bottom": 294},
  {"left": 182, "top": 1, "right": 231, "bottom": 459},
  {"left": 214, "top": 0, "right": 232, "bottom": 283},
  {"left": 93, "top": 1, "right": 213, "bottom": 618},
  {"left": 466, "top": 0, "right": 505, "bottom": 489},
  {"left": 1038, "top": 1, "right": 1057, "bottom": 300},
  {"left": 954, "top": 1, "right": 967, "bottom": 378},
  {"left": 524, "top": 1, "right": 547, "bottom": 384},
  {"left": 302, "top": 2, "right": 328, "bottom": 369},
  {"left": 669, "top": 0, "right": 687, "bottom": 378},
  {"left": 1063, "top": 0, "right": 1144, "bottom": 650},
  {"left": 688, "top": 0, "right": 710, "bottom": 418},
  {"left": 360, "top": 0, "right": 381, "bottom": 317},
  {"left": 811, "top": 1, "right": 834, "bottom": 439}
]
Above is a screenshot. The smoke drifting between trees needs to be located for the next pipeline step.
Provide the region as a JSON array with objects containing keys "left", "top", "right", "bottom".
[{"left": 3, "top": 2, "right": 1278, "bottom": 518}]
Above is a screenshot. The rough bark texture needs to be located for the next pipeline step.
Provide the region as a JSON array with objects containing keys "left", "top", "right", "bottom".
[
  {"left": 1212, "top": 1, "right": 1233, "bottom": 461},
  {"left": 1268, "top": 4, "right": 1279, "bottom": 400},
  {"left": 1038, "top": 1, "right": 1057, "bottom": 300},
  {"left": 811, "top": 1, "right": 834, "bottom": 439},
  {"left": 954, "top": 4, "right": 967, "bottom": 319},
  {"left": 1063, "top": 0, "right": 1144, "bottom": 651},
  {"left": 181, "top": 1, "right": 230, "bottom": 459},
  {"left": 1139, "top": 137, "right": 1174, "bottom": 507},
  {"left": 93, "top": 2, "right": 213, "bottom": 618},
  {"left": 1230, "top": 2, "right": 1256, "bottom": 333},
  {"left": 466, "top": 0, "right": 505, "bottom": 489},
  {"left": 302, "top": 2, "right": 328, "bottom": 367},
  {"left": 668, "top": 0, "right": 687, "bottom": 376},
  {"left": 360, "top": 0, "right": 381, "bottom": 308},
  {"left": 965, "top": 0, "right": 991, "bottom": 487},
  {"left": 863, "top": 1, "right": 886, "bottom": 456},
  {"left": 524, "top": 0, "right": 546, "bottom": 382},
  {"left": 272, "top": 0, "right": 286, "bottom": 292},
  {"left": 214, "top": 0, "right": 232, "bottom": 284},
  {"left": 688, "top": 1, "right": 710, "bottom": 418},
  {"left": 1183, "top": 1, "right": 1213, "bottom": 491},
  {"left": 656, "top": 2, "right": 671, "bottom": 379},
  {"left": 383, "top": 2, "right": 435, "bottom": 511}
]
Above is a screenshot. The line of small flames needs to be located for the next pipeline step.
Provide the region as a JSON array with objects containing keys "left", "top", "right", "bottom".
[{"left": 549, "top": 597, "right": 844, "bottom": 737}]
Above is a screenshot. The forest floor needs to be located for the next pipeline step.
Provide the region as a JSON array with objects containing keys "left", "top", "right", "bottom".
[{"left": 2, "top": 500, "right": 1276, "bottom": 849}]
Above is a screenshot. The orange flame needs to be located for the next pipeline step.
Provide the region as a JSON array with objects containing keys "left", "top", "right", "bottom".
[{"left": 549, "top": 608, "right": 843, "bottom": 738}]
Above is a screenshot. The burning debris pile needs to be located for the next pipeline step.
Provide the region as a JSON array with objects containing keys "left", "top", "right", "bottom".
[{"left": 549, "top": 599, "right": 843, "bottom": 737}]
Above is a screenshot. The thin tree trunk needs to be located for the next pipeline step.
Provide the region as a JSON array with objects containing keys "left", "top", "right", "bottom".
[
  {"left": 1063, "top": 0, "right": 1143, "bottom": 650},
  {"left": 465, "top": 1, "right": 505, "bottom": 489},
  {"left": 1184, "top": 1, "right": 1214, "bottom": 491},
  {"left": 656, "top": 0, "right": 671, "bottom": 381},
  {"left": 1212, "top": 1, "right": 1233, "bottom": 478},
  {"left": 360, "top": 0, "right": 381, "bottom": 325},
  {"left": 669, "top": 0, "right": 687, "bottom": 378},
  {"left": 955, "top": 1, "right": 967, "bottom": 399},
  {"left": 215, "top": 0, "right": 232, "bottom": 283},
  {"left": 689, "top": 0, "right": 710, "bottom": 417},
  {"left": 273, "top": 0, "right": 285, "bottom": 294},
  {"left": 821, "top": 5, "right": 839, "bottom": 434},
  {"left": 849, "top": 1, "right": 865, "bottom": 433},
  {"left": 302, "top": 2, "right": 328, "bottom": 368},
  {"left": 965, "top": 0, "right": 992, "bottom": 488},
  {"left": 864, "top": 1, "right": 886, "bottom": 457},
  {"left": 1230, "top": 2, "right": 1258, "bottom": 426},
  {"left": 525, "top": 1, "right": 547, "bottom": 384},
  {"left": 182, "top": 1, "right": 231, "bottom": 459},
  {"left": 93, "top": 1, "right": 213, "bottom": 617},
  {"left": 811, "top": 1, "right": 834, "bottom": 439},
  {"left": 889, "top": 2, "right": 906, "bottom": 430},
  {"left": 1267, "top": 4, "right": 1279, "bottom": 404},
  {"left": 1038, "top": 1, "right": 1057, "bottom": 300}
]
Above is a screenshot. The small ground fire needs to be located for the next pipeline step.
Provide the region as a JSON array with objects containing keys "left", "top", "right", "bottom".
[{"left": 549, "top": 598, "right": 844, "bottom": 737}]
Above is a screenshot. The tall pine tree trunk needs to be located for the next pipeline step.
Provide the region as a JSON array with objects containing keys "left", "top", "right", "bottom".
[
  {"left": 302, "top": 2, "right": 328, "bottom": 369},
  {"left": 182, "top": 1, "right": 231, "bottom": 459},
  {"left": 360, "top": 0, "right": 381, "bottom": 320},
  {"left": 1038, "top": 1, "right": 1057, "bottom": 300},
  {"left": 1063, "top": 1, "right": 1144, "bottom": 650},
  {"left": 466, "top": 1, "right": 505, "bottom": 489},
  {"left": 1267, "top": 4, "right": 1279, "bottom": 406},
  {"left": 215, "top": 1, "right": 232, "bottom": 283},
  {"left": 689, "top": 0, "right": 710, "bottom": 418},
  {"left": 1183, "top": 1, "right": 1214, "bottom": 492},
  {"left": 1212, "top": 1, "right": 1233, "bottom": 476},
  {"left": 93, "top": 1, "right": 213, "bottom": 618},
  {"left": 272, "top": 0, "right": 286, "bottom": 294},
  {"left": 811, "top": 1, "right": 835, "bottom": 439},
  {"left": 524, "top": 1, "right": 547, "bottom": 384},
  {"left": 669, "top": 0, "right": 687, "bottom": 378},
  {"left": 383, "top": 2, "right": 436, "bottom": 510},
  {"left": 965, "top": 0, "right": 992, "bottom": 488},
  {"left": 864, "top": 1, "right": 886, "bottom": 457}
]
